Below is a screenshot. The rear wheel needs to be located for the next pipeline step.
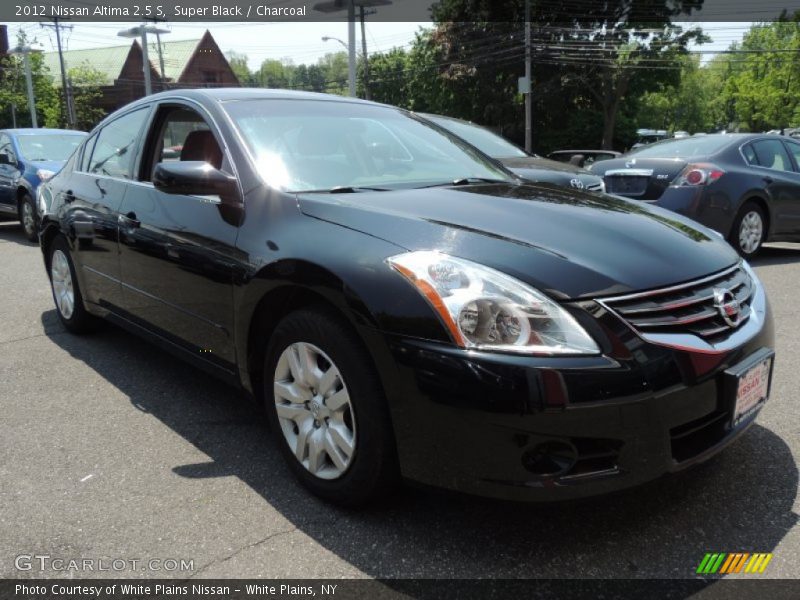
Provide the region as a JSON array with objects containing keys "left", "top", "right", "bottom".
[
  {"left": 49, "top": 236, "right": 100, "bottom": 334},
  {"left": 263, "top": 308, "right": 398, "bottom": 506},
  {"left": 18, "top": 193, "right": 37, "bottom": 242},
  {"left": 730, "top": 202, "right": 766, "bottom": 258}
]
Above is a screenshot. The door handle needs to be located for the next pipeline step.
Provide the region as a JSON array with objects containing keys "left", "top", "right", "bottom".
[{"left": 118, "top": 211, "right": 141, "bottom": 228}]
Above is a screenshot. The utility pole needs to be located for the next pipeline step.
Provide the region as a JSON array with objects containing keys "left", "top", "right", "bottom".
[
  {"left": 41, "top": 19, "right": 75, "bottom": 127},
  {"left": 11, "top": 46, "right": 38, "bottom": 128},
  {"left": 359, "top": 5, "right": 370, "bottom": 100},
  {"left": 119, "top": 25, "right": 170, "bottom": 96},
  {"left": 154, "top": 29, "right": 166, "bottom": 84},
  {"left": 146, "top": 16, "right": 169, "bottom": 86},
  {"left": 313, "top": 0, "right": 390, "bottom": 99},
  {"left": 524, "top": 0, "right": 532, "bottom": 153},
  {"left": 347, "top": 0, "right": 357, "bottom": 97}
]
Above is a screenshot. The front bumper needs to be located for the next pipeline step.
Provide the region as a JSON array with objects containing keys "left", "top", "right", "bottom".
[{"left": 378, "top": 292, "right": 775, "bottom": 502}]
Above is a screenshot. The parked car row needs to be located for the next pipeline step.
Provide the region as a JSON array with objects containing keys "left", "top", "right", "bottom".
[
  {"left": 34, "top": 89, "right": 775, "bottom": 507},
  {"left": 589, "top": 134, "right": 800, "bottom": 257},
  {"left": 0, "top": 128, "right": 87, "bottom": 241}
]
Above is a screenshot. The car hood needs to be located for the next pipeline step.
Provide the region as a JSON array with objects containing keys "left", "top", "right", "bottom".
[
  {"left": 297, "top": 183, "right": 739, "bottom": 300},
  {"left": 500, "top": 155, "right": 589, "bottom": 175},
  {"left": 26, "top": 159, "right": 65, "bottom": 173},
  {"left": 498, "top": 156, "right": 603, "bottom": 188}
]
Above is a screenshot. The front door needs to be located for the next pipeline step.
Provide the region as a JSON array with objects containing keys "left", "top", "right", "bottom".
[{"left": 117, "top": 103, "right": 242, "bottom": 372}]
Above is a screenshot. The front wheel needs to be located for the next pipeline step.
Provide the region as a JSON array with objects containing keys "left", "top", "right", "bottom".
[
  {"left": 19, "top": 193, "right": 37, "bottom": 242},
  {"left": 730, "top": 202, "right": 766, "bottom": 258},
  {"left": 263, "top": 308, "right": 398, "bottom": 506}
]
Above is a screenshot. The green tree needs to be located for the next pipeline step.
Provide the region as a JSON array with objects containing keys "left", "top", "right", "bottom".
[
  {"left": 417, "top": 0, "right": 707, "bottom": 150},
  {"left": 366, "top": 47, "right": 411, "bottom": 107},
  {"left": 636, "top": 55, "right": 717, "bottom": 133},
  {"left": 225, "top": 50, "right": 253, "bottom": 86},
  {"left": 0, "top": 32, "right": 59, "bottom": 129},
  {"left": 67, "top": 63, "right": 106, "bottom": 131},
  {"left": 721, "top": 21, "right": 800, "bottom": 131}
]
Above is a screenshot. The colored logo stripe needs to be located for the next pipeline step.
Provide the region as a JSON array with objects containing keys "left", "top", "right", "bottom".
[{"left": 697, "top": 553, "right": 772, "bottom": 574}]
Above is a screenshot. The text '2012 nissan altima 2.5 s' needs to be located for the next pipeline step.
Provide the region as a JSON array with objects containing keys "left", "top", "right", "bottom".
[{"left": 38, "top": 90, "right": 775, "bottom": 506}]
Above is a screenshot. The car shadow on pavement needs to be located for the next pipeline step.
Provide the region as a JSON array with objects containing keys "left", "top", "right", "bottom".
[
  {"left": 42, "top": 312, "right": 798, "bottom": 587},
  {"left": 752, "top": 244, "right": 800, "bottom": 267},
  {"left": 0, "top": 221, "right": 35, "bottom": 246}
]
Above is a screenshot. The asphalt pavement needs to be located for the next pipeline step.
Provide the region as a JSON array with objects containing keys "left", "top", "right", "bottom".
[{"left": 0, "top": 219, "right": 797, "bottom": 582}]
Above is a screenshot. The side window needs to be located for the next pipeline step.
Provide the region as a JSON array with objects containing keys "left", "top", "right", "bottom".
[
  {"left": 0, "top": 134, "right": 17, "bottom": 164},
  {"left": 784, "top": 141, "right": 800, "bottom": 173},
  {"left": 79, "top": 134, "right": 97, "bottom": 172},
  {"left": 742, "top": 144, "right": 758, "bottom": 166},
  {"left": 87, "top": 107, "right": 150, "bottom": 179},
  {"left": 751, "top": 139, "right": 792, "bottom": 172},
  {"left": 143, "top": 106, "right": 222, "bottom": 182}
]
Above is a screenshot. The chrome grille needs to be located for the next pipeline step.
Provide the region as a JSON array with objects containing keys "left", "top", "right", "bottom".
[{"left": 600, "top": 264, "right": 754, "bottom": 341}]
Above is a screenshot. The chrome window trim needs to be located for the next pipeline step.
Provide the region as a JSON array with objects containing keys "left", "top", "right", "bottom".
[
  {"left": 604, "top": 169, "right": 654, "bottom": 177},
  {"left": 738, "top": 137, "right": 795, "bottom": 174}
]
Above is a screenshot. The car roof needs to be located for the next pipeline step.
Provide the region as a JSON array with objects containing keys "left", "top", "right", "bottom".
[
  {"left": 418, "top": 113, "right": 475, "bottom": 125},
  {"left": 126, "top": 87, "right": 382, "bottom": 107},
  {"left": 549, "top": 149, "right": 621, "bottom": 154},
  {"left": 0, "top": 128, "right": 87, "bottom": 136}
]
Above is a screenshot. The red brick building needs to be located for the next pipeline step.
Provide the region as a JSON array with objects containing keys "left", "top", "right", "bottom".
[{"left": 44, "top": 30, "right": 240, "bottom": 114}]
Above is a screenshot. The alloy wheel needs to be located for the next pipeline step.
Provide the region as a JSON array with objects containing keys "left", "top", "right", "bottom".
[
  {"left": 273, "top": 341, "right": 356, "bottom": 480},
  {"left": 22, "top": 201, "right": 35, "bottom": 237},
  {"left": 739, "top": 210, "right": 763, "bottom": 255},
  {"left": 51, "top": 249, "right": 75, "bottom": 319}
]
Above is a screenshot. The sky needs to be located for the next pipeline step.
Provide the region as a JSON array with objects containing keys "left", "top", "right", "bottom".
[
  {"left": 6, "top": 20, "right": 751, "bottom": 70},
  {"left": 7, "top": 21, "right": 428, "bottom": 69}
]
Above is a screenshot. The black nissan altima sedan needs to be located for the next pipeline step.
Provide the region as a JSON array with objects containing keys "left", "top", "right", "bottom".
[
  {"left": 589, "top": 134, "right": 800, "bottom": 257},
  {"left": 38, "top": 89, "right": 775, "bottom": 506}
]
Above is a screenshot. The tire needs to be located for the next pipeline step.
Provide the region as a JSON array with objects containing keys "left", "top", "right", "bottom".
[
  {"left": 263, "top": 308, "right": 399, "bottom": 506},
  {"left": 48, "top": 236, "right": 100, "bottom": 334},
  {"left": 18, "top": 192, "right": 38, "bottom": 242},
  {"left": 730, "top": 202, "right": 766, "bottom": 258}
]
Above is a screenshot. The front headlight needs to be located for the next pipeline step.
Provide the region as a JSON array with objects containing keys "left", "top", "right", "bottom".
[
  {"left": 386, "top": 251, "right": 600, "bottom": 355},
  {"left": 37, "top": 186, "right": 47, "bottom": 215},
  {"left": 37, "top": 169, "right": 55, "bottom": 181}
]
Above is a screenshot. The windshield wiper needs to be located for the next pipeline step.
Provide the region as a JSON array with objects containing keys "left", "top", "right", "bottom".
[
  {"left": 298, "top": 186, "right": 392, "bottom": 194},
  {"left": 419, "top": 177, "right": 513, "bottom": 188}
]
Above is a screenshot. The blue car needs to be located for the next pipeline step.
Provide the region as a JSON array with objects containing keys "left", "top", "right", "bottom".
[{"left": 0, "top": 128, "right": 86, "bottom": 241}]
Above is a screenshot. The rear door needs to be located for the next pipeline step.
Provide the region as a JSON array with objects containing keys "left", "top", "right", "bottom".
[
  {"left": 744, "top": 138, "right": 800, "bottom": 236},
  {"left": 781, "top": 139, "right": 800, "bottom": 235},
  {"left": 62, "top": 106, "right": 153, "bottom": 309},
  {"left": 116, "top": 101, "right": 242, "bottom": 373}
]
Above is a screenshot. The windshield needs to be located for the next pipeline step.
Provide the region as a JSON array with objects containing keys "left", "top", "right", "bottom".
[
  {"left": 223, "top": 99, "right": 514, "bottom": 192},
  {"left": 629, "top": 136, "right": 732, "bottom": 159},
  {"left": 425, "top": 116, "right": 527, "bottom": 159},
  {"left": 17, "top": 133, "right": 85, "bottom": 161}
]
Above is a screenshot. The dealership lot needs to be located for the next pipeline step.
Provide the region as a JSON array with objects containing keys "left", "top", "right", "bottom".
[{"left": 0, "top": 220, "right": 797, "bottom": 580}]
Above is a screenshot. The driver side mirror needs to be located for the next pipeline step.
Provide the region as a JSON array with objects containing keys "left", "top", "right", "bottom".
[{"left": 153, "top": 161, "right": 239, "bottom": 204}]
